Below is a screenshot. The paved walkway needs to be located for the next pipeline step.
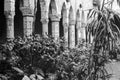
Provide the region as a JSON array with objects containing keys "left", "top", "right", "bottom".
[{"left": 105, "top": 61, "right": 120, "bottom": 80}]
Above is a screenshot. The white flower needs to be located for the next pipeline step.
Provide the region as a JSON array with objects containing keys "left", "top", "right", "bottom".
[
  {"left": 22, "top": 75, "right": 30, "bottom": 80},
  {"left": 30, "top": 74, "right": 44, "bottom": 80}
]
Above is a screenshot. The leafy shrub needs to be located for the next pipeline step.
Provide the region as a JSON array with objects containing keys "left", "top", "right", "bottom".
[
  {"left": 0, "top": 35, "right": 65, "bottom": 79},
  {"left": 0, "top": 35, "right": 111, "bottom": 80}
]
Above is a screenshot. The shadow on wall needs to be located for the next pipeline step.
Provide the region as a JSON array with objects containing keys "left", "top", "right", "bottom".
[
  {"left": 59, "top": 18, "right": 64, "bottom": 38},
  {"left": 0, "top": 0, "right": 65, "bottom": 43},
  {"left": 14, "top": 0, "right": 23, "bottom": 38},
  {"left": 0, "top": 0, "right": 6, "bottom": 43},
  {"left": 34, "top": 0, "right": 42, "bottom": 35},
  {"left": 0, "top": 0, "right": 23, "bottom": 43}
]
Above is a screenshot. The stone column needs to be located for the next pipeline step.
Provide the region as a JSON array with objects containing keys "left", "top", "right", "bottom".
[
  {"left": 81, "top": 10, "right": 86, "bottom": 40},
  {"left": 69, "top": 20, "right": 75, "bottom": 48},
  {"left": 40, "top": 0, "right": 50, "bottom": 37},
  {"left": 91, "top": 35, "right": 93, "bottom": 43},
  {"left": 68, "top": 6, "right": 75, "bottom": 48},
  {"left": 76, "top": 9, "right": 81, "bottom": 45},
  {"left": 41, "top": 18, "right": 49, "bottom": 37},
  {"left": 20, "top": 7, "right": 34, "bottom": 37},
  {"left": 50, "top": 14, "right": 61, "bottom": 40},
  {"left": 63, "top": 18, "right": 69, "bottom": 47},
  {"left": 62, "top": 2, "right": 69, "bottom": 47},
  {"left": 4, "top": 0, "right": 15, "bottom": 40}
]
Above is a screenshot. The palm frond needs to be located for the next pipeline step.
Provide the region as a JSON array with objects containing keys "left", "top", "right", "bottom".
[
  {"left": 117, "top": 0, "right": 120, "bottom": 6},
  {"left": 87, "top": 0, "right": 120, "bottom": 51},
  {"left": 112, "top": 22, "right": 120, "bottom": 35}
]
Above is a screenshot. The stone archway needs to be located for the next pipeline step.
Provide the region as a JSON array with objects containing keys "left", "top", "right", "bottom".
[
  {"left": 34, "top": 0, "right": 42, "bottom": 35},
  {"left": 48, "top": 18, "right": 52, "bottom": 36},
  {"left": 14, "top": 0, "right": 23, "bottom": 38},
  {"left": 49, "top": 0, "right": 57, "bottom": 15},
  {"left": 59, "top": 18, "right": 63, "bottom": 38}
]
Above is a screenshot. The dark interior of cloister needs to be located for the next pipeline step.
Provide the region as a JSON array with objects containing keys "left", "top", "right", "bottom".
[{"left": 0, "top": 0, "right": 64, "bottom": 43}]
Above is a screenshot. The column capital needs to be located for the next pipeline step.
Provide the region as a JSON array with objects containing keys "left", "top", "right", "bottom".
[
  {"left": 20, "top": 7, "right": 34, "bottom": 17},
  {"left": 4, "top": 0, "right": 15, "bottom": 12},
  {"left": 81, "top": 23, "right": 86, "bottom": 28},
  {"left": 40, "top": 5, "right": 47, "bottom": 12},
  {"left": 63, "top": 19, "right": 69, "bottom": 27},
  {"left": 76, "top": 20, "right": 81, "bottom": 22},
  {"left": 41, "top": 18, "right": 49, "bottom": 24},
  {"left": 49, "top": 14, "right": 61, "bottom": 22},
  {"left": 76, "top": 19, "right": 81, "bottom": 22},
  {"left": 40, "top": 0, "right": 46, "bottom": 8},
  {"left": 69, "top": 20, "right": 75, "bottom": 25},
  {"left": 41, "top": 11, "right": 48, "bottom": 19},
  {"left": 63, "top": 23, "right": 69, "bottom": 28}
]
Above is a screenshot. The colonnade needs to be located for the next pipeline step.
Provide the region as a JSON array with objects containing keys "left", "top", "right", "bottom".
[{"left": 4, "top": 0, "right": 88, "bottom": 48}]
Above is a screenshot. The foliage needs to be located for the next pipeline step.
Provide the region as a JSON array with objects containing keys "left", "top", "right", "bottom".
[
  {"left": 0, "top": 35, "right": 65, "bottom": 80},
  {"left": 55, "top": 41, "right": 91, "bottom": 80},
  {"left": 1, "top": 1, "right": 120, "bottom": 79},
  {"left": 0, "top": 35, "right": 94, "bottom": 80},
  {"left": 0, "top": 35, "right": 113, "bottom": 80},
  {"left": 87, "top": 0, "right": 120, "bottom": 59},
  {"left": 86, "top": 0, "right": 120, "bottom": 80}
]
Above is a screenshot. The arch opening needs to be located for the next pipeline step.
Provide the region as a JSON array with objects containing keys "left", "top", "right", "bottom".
[
  {"left": 0, "top": 0, "right": 6, "bottom": 43},
  {"left": 14, "top": 0, "right": 23, "bottom": 38},
  {"left": 34, "top": 0, "right": 42, "bottom": 35}
]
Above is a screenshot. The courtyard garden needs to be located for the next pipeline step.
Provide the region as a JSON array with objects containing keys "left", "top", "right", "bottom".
[
  {"left": 0, "top": 36, "right": 110, "bottom": 80},
  {"left": 0, "top": 33, "right": 119, "bottom": 80},
  {"left": 1, "top": 0, "right": 120, "bottom": 80}
]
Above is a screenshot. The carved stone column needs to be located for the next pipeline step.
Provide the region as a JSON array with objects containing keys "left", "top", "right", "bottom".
[
  {"left": 68, "top": 6, "right": 75, "bottom": 48},
  {"left": 81, "top": 24, "right": 86, "bottom": 40},
  {"left": 4, "top": 0, "right": 15, "bottom": 40},
  {"left": 76, "top": 9, "right": 81, "bottom": 45},
  {"left": 40, "top": 0, "right": 49, "bottom": 37},
  {"left": 63, "top": 19, "right": 69, "bottom": 47},
  {"left": 69, "top": 20, "right": 75, "bottom": 48},
  {"left": 41, "top": 18, "right": 49, "bottom": 37},
  {"left": 20, "top": 7, "right": 34, "bottom": 37},
  {"left": 50, "top": 14, "right": 61, "bottom": 40},
  {"left": 62, "top": 2, "right": 69, "bottom": 47},
  {"left": 91, "top": 35, "right": 93, "bottom": 43},
  {"left": 81, "top": 10, "right": 86, "bottom": 40}
]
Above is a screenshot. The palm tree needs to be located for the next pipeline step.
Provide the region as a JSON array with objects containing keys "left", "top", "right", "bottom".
[
  {"left": 85, "top": 1, "right": 120, "bottom": 80},
  {"left": 87, "top": 0, "right": 120, "bottom": 56}
]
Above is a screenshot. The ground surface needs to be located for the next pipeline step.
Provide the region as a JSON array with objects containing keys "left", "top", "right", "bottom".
[{"left": 105, "top": 61, "right": 120, "bottom": 80}]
